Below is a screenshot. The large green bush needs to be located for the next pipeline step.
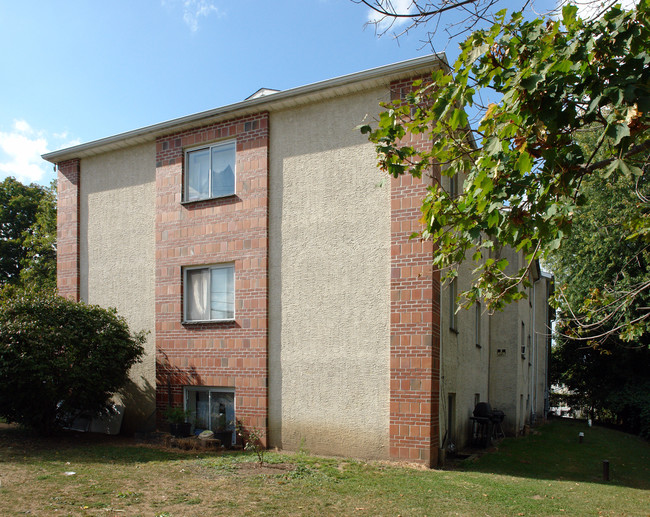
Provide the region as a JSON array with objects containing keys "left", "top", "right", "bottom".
[{"left": 0, "top": 291, "right": 145, "bottom": 434}]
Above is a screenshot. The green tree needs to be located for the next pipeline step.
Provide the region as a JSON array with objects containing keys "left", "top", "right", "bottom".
[
  {"left": 0, "top": 177, "right": 57, "bottom": 291},
  {"left": 19, "top": 181, "right": 57, "bottom": 291},
  {"left": 548, "top": 147, "right": 650, "bottom": 437},
  {"left": 0, "top": 291, "right": 145, "bottom": 435},
  {"left": 362, "top": 1, "right": 650, "bottom": 341},
  {"left": 546, "top": 144, "right": 650, "bottom": 343},
  {"left": 0, "top": 177, "right": 50, "bottom": 285},
  {"left": 551, "top": 330, "right": 650, "bottom": 437}
]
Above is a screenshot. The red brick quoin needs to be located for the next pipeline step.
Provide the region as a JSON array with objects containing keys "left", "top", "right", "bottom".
[
  {"left": 389, "top": 79, "right": 441, "bottom": 466},
  {"left": 155, "top": 113, "right": 269, "bottom": 443},
  {"left": 57, "top": 159, "right": 81, "bottom": 301}
]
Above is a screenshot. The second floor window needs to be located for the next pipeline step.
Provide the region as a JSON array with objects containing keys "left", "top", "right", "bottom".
[
  {"left": 184, "top": 264, "right": 235, "bottom": 322},
  {"left": 185, "top": 140, "right": 235, "bottom": 201}
]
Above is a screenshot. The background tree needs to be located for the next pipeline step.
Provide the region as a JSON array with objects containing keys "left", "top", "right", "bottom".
[
  {"left": 18, "top": 181, "right": 57, "bottom": 291},
  {"left": 547, "top": 143, "right": 650, "bottom": 436},
  {"left": 0, "top": 177, "right": 56, "bottom": 290},
  {"left": 362, "top": 1, "right": 649, "bottom": 342},
  {"left": 0, "top": 291, "right": 145, "bottom": 435},
  {"left": 551, "top": 331, "right": 650, "bottom": 437}
]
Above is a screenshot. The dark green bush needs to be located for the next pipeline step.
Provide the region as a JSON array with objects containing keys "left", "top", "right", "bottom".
[{"left": 0, "top": 290, "right": 145, "bottom": 434}]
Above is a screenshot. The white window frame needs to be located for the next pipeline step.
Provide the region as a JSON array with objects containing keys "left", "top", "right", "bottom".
[
  {"left": 183, "top": 263, "right": 235, "bottom": 323},
  {"left": 184, "top": 140, "right": 236, "bottom": 202}
]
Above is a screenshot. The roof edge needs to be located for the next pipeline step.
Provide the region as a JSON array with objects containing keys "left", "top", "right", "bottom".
[{"left": 42, "top": 54, "right": 446, "bottom": 163}]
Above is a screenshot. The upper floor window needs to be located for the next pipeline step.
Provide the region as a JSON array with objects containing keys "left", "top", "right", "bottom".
[
  {"left": 184, "top": 140, "right": 235, "bottom": 202},
  {"left": 449, "top": 278, "right": 458, "bottom": 332},
  {"left": 449, "top": 173, "right": 458, "bottom": 199},
  {"left": 184, "top": 264, "right": 235, "bottom": 322},
  {"left": 475, "top": 302, "right": 481, "bottom": 347}
]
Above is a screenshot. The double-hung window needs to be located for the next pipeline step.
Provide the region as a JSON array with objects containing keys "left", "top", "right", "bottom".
[
  {"left": 475, "top": 302, "right": 481, "bottom": 347},
  {"left": 184, "top": 264, "right": 235, "bottom": 322},
  {"left": 449, "top": 278, "right": 458, "bottom": 332},
  {"left": 184, "top": 140, "right": 236, "bottom": 201}
]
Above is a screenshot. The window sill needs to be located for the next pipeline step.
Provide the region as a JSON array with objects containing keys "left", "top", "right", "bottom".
[
  {"left": 182, "top": 318, "right": 236, "bottom": 325},
  {"left": 181, "top": 193, "right": 236, "bottom": 205}
]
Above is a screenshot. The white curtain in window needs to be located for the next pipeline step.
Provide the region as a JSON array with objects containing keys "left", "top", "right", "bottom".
[{"left": 187, "top": 268, "right": 209, "bottom": 320}]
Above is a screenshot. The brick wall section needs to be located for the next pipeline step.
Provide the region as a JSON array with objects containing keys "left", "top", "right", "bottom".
[
  {"left": 389, "top": 79, "right": 441, "bottom": 466},
  {"left": 57, "top": 158, "right": 81, "bottom": 301},
  {"left": 155, "top": 113, "right": 269, "bottom": 442}
]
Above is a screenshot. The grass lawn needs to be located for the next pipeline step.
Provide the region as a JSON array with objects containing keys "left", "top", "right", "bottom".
[{"left": 0, "top": 419, "right": 648, "bottom": 516}]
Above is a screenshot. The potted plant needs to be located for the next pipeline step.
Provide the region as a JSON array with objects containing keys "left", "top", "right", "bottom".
[{"left": 164, "top": 406, "right": 192, "bottom": 437}]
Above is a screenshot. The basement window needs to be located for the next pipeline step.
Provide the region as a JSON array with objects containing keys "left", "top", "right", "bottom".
[
  {"left": 184, "top": 140, "right": 235, "bottom": 201},
  {"left": 185, "top": 387, "right": 235, "bottom": 445}
]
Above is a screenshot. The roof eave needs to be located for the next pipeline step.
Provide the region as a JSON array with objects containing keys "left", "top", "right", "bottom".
[{"left": 42, "top": 54, "right": 446, "bottom": 163}]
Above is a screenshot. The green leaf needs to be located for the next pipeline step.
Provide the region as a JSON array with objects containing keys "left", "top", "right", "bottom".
[
  {"left": 562, "top": 4, "right": 579, "bottom": 27},
  {"left": 515, "top": 151, "right": 533, "bottom": 173},
  {"left": 483, "top": 137, "right": 502, "bottom": 155},
  {"left": 549, "top": 60, "right": 573, "bottom": 73},
  {"left": 450, "top": 109, "right": 468, "bottom": 130},
  {"left": 606, "top": 123, "right": 630, "bottom": 146}
]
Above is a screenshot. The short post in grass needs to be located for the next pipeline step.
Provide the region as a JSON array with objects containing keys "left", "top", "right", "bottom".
[
  {"left": 578, "top": 432, "right": 584, "bottom": 443},
  {"left": 603, "top": 460, "right": 610, "bottom": 481}
]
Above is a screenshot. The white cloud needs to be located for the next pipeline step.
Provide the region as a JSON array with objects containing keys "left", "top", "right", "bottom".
[
  {"left": 367, "top": 0, "right": 415, "bottom": 32},
  {"left": 14, "top": 119, "right": 33, "bottom": 134},
  {"left": 0, "top": 122, "right": 49, "bottom": 184},
  {"left": 163, "top": 0, "right": 222, "bottom": 32},
  {"left": 0, "top": 120, "right": 78, "bottom": 185}
]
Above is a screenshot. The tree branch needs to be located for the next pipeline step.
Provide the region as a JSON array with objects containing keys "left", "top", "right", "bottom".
[{"left": 356, "top": 0, "right": 480, "bottom": 19}]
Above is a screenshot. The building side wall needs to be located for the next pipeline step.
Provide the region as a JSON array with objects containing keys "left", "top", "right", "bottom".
[
  {"left": 388, "top": 79, "right": 440, "bottom": 465},
  {"left": 78, "top": 142, "right": 157, "bottom": 433},
  {"left": 533, "top": 275, "right": 552, "bottom": 420},
  {"left": 154, "top": 114, "right": 269, "bottom": 437},
  {"left": 439, "top": 254, "right": 490, "bottom": 452},
  {"left": 268, "top": 88, "right": 392, "bottom": 459},
  {"left": 57, "top": 159, "right": 81, "bottom": 301}
]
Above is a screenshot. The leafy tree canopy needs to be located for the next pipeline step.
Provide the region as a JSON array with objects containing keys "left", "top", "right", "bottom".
[
  {"left": 0, "top": 177, "right": 56, "bottom": 290},
  {"left": 0, "top": 291, "right": 145, "bottom": 435},
  {"left": 548, "top": 138, "right": 650, "bottom": 436},
  {"left": 362, "top": 1, "right": 650, "bottom": 341},
  {"left": 18, "top": 181, "right": 57, "bottom": 291}
]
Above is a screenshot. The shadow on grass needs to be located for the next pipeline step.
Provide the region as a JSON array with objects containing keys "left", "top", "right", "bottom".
[
  {"left": 0, "top": 423, "right": 217, "bottom": 465},
  {"left": 458, "top": 418, "right": 650, "bottom": 490}
]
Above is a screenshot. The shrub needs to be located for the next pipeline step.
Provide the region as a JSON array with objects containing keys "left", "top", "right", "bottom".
[
  {"left": 236, "top": 422, "right": 266, "bottom": 465},
  {"left": 0, "top": 290, "right": 145, "bottom": 434}
]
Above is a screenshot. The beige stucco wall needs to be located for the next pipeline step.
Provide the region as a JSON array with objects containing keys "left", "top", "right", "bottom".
[
  {"left": 532, "top": 274, "right": 552, "bottom": 420},
  {"left": 79, "top": 142, "right": 156, "bottom": 434},
  {"left": 268, "top": 88, "right": 392, "bottom": 459},
  {"left": 439, "top": 244, "right": 490, "bottom": 451},
  {"left": 486, "top": 247, "right": 548, "bottom": 435}
]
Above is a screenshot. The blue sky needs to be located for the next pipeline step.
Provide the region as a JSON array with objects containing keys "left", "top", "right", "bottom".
[{"left": 0, "top": 0, "right": 561, "bottom": 186}]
